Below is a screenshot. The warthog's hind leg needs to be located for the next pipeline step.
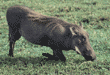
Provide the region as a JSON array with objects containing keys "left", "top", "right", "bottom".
[
  {"left": 9, "top": 42, "right": 15, "bottom": 57},
  {"left": 8, "top": 26, "right": 21, "bottom": 57}
]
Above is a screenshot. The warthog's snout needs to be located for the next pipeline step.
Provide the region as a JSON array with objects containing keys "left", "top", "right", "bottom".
[
  {"left": 75, "top": 46, "right": 96, "bottom": 61},
  {"left": 84, "top": 55, "right": 96, "bottom": 61},
  {"left": 83, "top": 51, "right": 96, "bottom": 61},
  {"left": 82, "top": 45, "right": 96, "bottom": 61}
]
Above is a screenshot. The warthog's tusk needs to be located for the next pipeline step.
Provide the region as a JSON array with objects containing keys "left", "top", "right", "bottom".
[{"left": 75, "top": 46, "right": 81, "bottom": 55}]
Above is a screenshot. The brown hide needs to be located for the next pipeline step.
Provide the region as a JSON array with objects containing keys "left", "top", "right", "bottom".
[{"left": 6, "top": 5, "right": 96, "bottom": 61}]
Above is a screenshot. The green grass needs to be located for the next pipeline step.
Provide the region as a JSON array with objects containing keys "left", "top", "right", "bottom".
[{"left": 0, "top": 0, "right": 110, "bottom": 74}]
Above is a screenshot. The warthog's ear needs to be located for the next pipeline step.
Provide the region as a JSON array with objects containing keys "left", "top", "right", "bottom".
[
  {"left": 79, "top": 22, "right": 83, "bottom": 29},
  {"left": 69, "top": 27, "right": 76, "bottom": 36},
  {"left": 63, "top": 27, "right": 76, "bottom": 38}
]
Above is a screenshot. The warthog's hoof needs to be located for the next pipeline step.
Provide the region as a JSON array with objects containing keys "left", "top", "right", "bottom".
[{"left": 8, "top": 54, "right": 14, "bottom": 57}]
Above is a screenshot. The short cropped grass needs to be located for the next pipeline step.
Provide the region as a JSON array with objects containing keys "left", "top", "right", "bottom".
[{"left": 0, "top": 0, "right": 110, "bottom": 75}]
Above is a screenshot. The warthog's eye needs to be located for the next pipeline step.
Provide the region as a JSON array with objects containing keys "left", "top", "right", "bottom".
[
  {"left": 77, "top": 36, "right": 86, "bottom": 45},
  {"left": 81, "top": 36, "right": 86, "bottom": 44}
]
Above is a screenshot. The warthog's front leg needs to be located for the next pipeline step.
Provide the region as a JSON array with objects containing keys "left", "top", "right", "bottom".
[
  {"left": 42, "top": 49, "right": 66, "bottom": 61},
  {"left": 42, "top": 53, "right": 54, "bottom": 60},
  {"left": 53, "top": 49, "right": 66, "bottom": 61}
]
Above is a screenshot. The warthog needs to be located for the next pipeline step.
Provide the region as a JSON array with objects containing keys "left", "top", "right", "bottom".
[{"left": 6, "top": 5, "right": 96, "bottom": 61}]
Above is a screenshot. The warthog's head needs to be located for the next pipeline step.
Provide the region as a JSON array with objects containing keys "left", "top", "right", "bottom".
[{"left": 69, "top": 23, "right": 96, "bottom": 61}]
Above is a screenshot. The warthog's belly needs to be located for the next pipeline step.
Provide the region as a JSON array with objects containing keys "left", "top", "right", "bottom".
[{"left": 19, "top": 19, "right": 46, "bottom": 44}]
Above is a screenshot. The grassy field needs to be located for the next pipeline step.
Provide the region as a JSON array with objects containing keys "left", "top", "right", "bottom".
[{"left": 0, "top": 0, "right": 110, "bottom": 75}]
